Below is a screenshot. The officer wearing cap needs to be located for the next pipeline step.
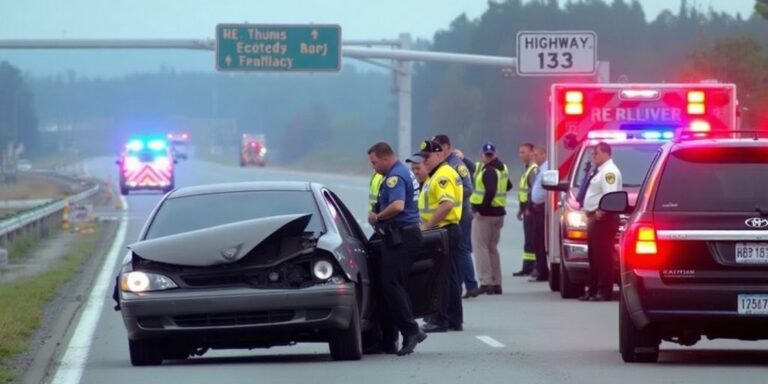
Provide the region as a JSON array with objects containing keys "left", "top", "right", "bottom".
[
  {"left": 367, "top": 142, "right": 428, "bottom": 355},
  {"left": 577, "top": 141, "right": 622, "bottom": 302},
  {"left": 432, "top": 134, "right": 481, "bottom": 299},
  {"left": 469, "top": 142, "right": 512, "bottom": 294},
  {"left": 416, "top": 140, "right": 464, "bottom": 333},
  {"left": 405, "top": 154, "right": 428, "bottom": 191}
]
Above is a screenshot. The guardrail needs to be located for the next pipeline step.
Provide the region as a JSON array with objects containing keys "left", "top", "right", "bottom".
[{"left": 0, "top": 183, "right": 100, "bottom": 240}]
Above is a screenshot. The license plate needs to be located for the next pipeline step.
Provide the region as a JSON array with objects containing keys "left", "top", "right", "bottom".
[
  {"left": 734, "top": 243, "right": 768, "bottom": 264},
  {"left": 738, "top": 294, "right": 768, "bottom": 315}
]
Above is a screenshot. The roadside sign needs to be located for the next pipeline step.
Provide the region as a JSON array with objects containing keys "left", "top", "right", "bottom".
[
  {"left": 216, "top": 24, "right": 341, "bottom": 72},
  {"left": 516, "top": 31, "right": 597, "bottom": 76}
]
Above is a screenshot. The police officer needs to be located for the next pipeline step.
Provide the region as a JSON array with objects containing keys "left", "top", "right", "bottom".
[
  {"left": 577, "top": 142, "right": 622, "bottom": 302},
  {"left": 432, "top": 134, "right": 481, "bottom": 299},
  {"left": 528, "top": 145, "right": 549, "bottom": 282},
  {"left": 469, "top": 142, "right": 512, "bottom": 294},
  {"left": 367, "top": 142, "right": 428, "bottom": 355},
  {"left": 417, "top": 140, "right": 464, "bottom": 333},
  {"left": 513, "top": 143, "right": 539, "bottom": 277}
]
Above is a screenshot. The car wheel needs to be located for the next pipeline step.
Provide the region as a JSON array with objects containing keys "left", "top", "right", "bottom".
[
  {"left": 560, "top": 262, "right": 583, "bottom": 299},
  {"left": 328, "top": 294, "right": 362, "bottom": 361},
  {"left": 120, "top": 184, "right": 129, "bottom": 196},
  {"left": 548, "top": 262, "right": 560, "bottom": 292},
  {"left": 619, "top": 293, "right": 660, "bottom": 363},
  {"left": 129, "top": 339, "right": 163, "bottom": 366}
]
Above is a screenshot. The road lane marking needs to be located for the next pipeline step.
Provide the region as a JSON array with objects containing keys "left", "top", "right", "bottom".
[
  {"left": 51, "top": 196, "right": 128, "bottom": 384},
  {"left": 476, "top": 335, "right": 506, "bottom": 348}
]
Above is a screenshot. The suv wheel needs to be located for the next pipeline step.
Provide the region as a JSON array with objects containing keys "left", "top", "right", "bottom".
[
  {"left": 619, "top": 293, "right": 660, "bottom": 363},
  {"left": 559, "top": 262, "right": 583, "bottom": 299},
  {"left": 129, "top": 339, "right": 163, "bottom": 366},
  {"left": 328, "top": 292, "right": 362, "bottom": 361}
]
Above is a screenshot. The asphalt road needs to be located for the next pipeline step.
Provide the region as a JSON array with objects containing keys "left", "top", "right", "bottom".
[{"left": 48, "top": 157, "right": 768, "bottom": 384}]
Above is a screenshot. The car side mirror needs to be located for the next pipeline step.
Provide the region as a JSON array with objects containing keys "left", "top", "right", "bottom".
[
  {"left": 542, "top": 170, "right": 569, "bottom": 192},
  {"left": 599, "top": 191, "right": 630, "bottom": 213}
]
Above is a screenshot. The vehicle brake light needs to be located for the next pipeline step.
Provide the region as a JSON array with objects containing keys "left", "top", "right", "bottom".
[
  {"left": 564, "top": 90, "right": 584, "bottom": 116},
  {"left": 635, "top": 226, "right": 657, "bottom": 254},
  {"left": 687, "top": 91, "right": 706, "bottom": 115}
]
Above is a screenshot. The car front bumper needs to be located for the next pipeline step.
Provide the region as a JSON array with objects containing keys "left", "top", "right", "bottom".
[{"left": 120, "top": 283, "right": 356, "bottom": 342}]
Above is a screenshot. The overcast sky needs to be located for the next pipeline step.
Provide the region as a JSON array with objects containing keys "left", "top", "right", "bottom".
[{"left": 0, "top": 0, "right": 756, "bottom": 41}]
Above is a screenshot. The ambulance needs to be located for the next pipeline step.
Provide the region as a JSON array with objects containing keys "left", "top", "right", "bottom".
[
  {"left": 541, "top": 83, "right": 739, "bottom": 298},
  {"left": 240, "top": 133, "right": 267, "bottom": 167},
  {"left": 117, "top": 137, "right": 176, "bottom": 195}
]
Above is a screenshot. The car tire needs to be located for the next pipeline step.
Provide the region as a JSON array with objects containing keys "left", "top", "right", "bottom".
[
  {"left": 162, "top": 345, "right": 190, "bottom": 360},
  {"left": 120, "top": 184, "right": 129, "bottom": 196},
  {"left": 619, "top": 293, "right": 660, "bottom": 363},
  {"left": 560, "top": 262, "right": 583, "bottom": 299},
  {"left": 549, "top": 262, "right": 560, "bottom": 292},
  {"left": 129, "top": 339, "right": 163, "bottom": 366},
  {"left": 328, "top": 296, "right": 363, "bottom": 361}
]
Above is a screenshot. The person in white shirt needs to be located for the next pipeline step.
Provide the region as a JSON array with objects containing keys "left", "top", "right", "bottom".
[{"left": 578, "top": 142, "right": 622, "bottom": 302}]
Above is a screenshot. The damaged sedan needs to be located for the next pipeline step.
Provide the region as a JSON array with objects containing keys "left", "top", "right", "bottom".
[{"left": 114, "top": 181, "right": 448, "bottom": 365}]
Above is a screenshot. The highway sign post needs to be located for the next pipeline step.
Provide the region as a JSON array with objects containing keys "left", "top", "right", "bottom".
[
  {"left": 516, "top": 31, "right": 597, "bottom": 76},
  {"left": 216, "top": 24, "right": 341, "bottom": 72}
]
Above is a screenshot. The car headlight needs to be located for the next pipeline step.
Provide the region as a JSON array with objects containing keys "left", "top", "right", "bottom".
[
  {"left": 312, "top": 260, "right": 334, "bottom": 281},
  {"left": 120, "top": 271, "right": 178, "bottom": 293},
  {"left": 566, "top": 211, "right": 587, "bottom": 228}
]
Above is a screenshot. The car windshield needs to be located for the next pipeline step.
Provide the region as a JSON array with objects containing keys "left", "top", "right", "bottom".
[
  {"left": 144, "top": 190, "right": 325, "bottom": 239},
  {"left": 653, "top": 146, "right": 768, "bottom": 212},
  {"left": 573, "top": 143, "right": 662, "bottom": 188}
]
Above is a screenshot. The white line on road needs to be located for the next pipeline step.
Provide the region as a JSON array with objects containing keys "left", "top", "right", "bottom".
[
  {"left": 476, "top": 335, "right": 506, "bottom": 348},
  {"left": 51, "top": 196, "right": 128, "bottom": 384}
]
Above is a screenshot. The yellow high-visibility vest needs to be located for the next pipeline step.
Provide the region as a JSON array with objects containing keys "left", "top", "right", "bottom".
[
  {"left": 469, "top": 163, "right": 509, "bottom": 208},
  {"left": 418, "top": 164, "right": 462, "bottom": 228},
  {"left": 368, "top": 173, "right": 384, "bottom": 212},
  {"left": 518, "top": 163, "right": 538, "bottom": 203}
]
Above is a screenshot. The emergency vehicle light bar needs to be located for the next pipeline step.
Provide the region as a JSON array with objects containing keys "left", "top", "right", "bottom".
[
  {"left": 587, "top": 130, "right": 674, "bottom": 141},
  {"left": 564, "top": 90, "right": 584, "bottom": 116},
  {"left": 687, "top": 91, "right": 706, "bottom": 115},
  {"left": 620, "top": 90, "right": 660, "bottom": 100}
]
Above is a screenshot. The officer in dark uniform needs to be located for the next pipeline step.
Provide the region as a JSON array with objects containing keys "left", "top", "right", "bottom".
[
  {"left": 367, "top": 142, "right": 428, "bottom": 356},
  {"left": 432, "top": 134, "right": 481, "bottom": 299}
]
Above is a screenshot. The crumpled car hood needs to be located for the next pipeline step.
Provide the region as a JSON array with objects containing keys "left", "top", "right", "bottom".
[{"left": 128, "top": 213, "right": 312, "bottom": 267}]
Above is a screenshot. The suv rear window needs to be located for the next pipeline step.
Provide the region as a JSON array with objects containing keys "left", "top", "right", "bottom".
[{"left": 653, "top": 147, "right": 768, "bottom": 212}]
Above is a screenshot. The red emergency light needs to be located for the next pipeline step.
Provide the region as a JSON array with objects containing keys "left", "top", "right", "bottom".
[
  {"left": 564, "top": 90, "right": 584, "bottom": 116},
  {"left": 687, "top": 91, "right": 706, "bottom": 115}
]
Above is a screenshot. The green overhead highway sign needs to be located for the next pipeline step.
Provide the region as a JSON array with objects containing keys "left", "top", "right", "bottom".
[{"left": 216, "top": 24, "right": 341, "bottom": 72}]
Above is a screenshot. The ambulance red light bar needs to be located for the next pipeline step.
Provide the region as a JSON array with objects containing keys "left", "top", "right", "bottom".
[
  {"left": 587, "top": 129, "right": 674, "bottom": 141},
  {"left": 687, "top": 90, "right": 706, "bottom": 115},
  {"left": 564, "top": 90, "right": 584, "bottom": 116}
]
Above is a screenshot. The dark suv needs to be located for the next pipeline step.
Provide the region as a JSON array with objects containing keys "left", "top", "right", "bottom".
[{"left": 599, "top": 131, "right": 768, "bottom": 363}]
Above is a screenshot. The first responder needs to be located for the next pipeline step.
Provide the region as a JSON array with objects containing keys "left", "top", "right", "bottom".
[
  {"left": 367, "top": 142, "right": 428, "bottom": 355},
  {"left": 469, "top": 142, "right": 512, "bottom": 294},
  {"left": 432, "top": 134, "right": 481, "bottom": 299},
  {"left": 513, "top": 143, "right": 538, "bottom": 277},
  {"left": 528, "top": 145, "right": 549, "bottom": 282},
  {"left": 577, "top": 142, "right": 622, "bottom": 302},
  {"left": 417, "top": 140, "right": 464, "bottom": 333}
]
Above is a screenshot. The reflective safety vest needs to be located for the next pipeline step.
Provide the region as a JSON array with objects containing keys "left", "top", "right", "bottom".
[
  {"left": 368, "top": 173, "right": 384, "bottom": 212},
  {"left": 418, "top": 164, "right": 463, "bottom": 227},
  {"left": 469, "top": 163, "right": 510, "bottom": 207},
  {"left": 518, "top": 163, "right": 538, "bottom": 204}
]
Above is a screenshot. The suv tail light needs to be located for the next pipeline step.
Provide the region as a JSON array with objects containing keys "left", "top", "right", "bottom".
[{"left": 623, "top": 219, "right": 661, "bottom": 269}]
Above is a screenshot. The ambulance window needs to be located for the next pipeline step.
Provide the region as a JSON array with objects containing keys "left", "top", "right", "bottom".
[{"left": 573, "top": 144, "right": 661, "bottom": 189}]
